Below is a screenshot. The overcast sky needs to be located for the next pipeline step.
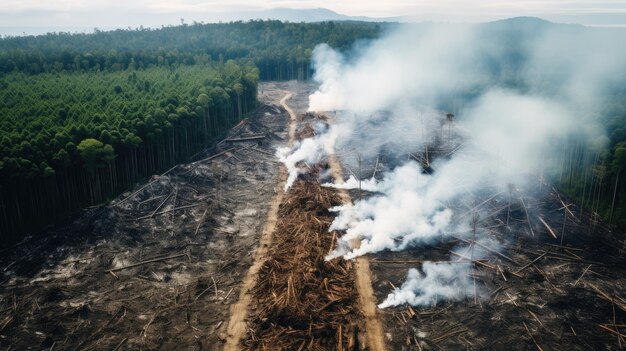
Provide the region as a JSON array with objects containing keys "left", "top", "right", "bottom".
[{"left": 1, "top": 0, "right": 626, "bottom": 35}]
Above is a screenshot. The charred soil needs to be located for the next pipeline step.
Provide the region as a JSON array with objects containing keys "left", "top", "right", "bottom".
[
  {"left": 0, "top": 83, "right": 290, "bottom": 350},
  {"left": 337, "top": 153, "right": 626, "bottom": 350}
]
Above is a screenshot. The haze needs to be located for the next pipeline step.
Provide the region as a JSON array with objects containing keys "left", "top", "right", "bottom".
[{"left": 2, "top": 0, "right": 626, "bottom": 36}]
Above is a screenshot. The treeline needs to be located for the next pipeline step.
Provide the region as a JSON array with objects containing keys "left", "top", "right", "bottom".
[
  {"left": 556, "top": 97, "right": 626, "bottom": 228},
  {"left": 0, "top": 61, "right": 259, "bottom": 244},
  {"left": 0, "top": 20, "right": 386, "bottom": 80}
]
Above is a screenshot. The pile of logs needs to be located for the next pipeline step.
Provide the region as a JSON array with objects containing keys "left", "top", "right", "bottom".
[{"left": 244, "top": 170, "right": 362, "bottom": 350}]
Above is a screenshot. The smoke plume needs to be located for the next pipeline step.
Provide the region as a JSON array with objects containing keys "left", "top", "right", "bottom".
[
  {"left": 279, "top": 20, "right": 625, "bottom": 307},
  {"left": 377, "top": 262, "right": 473, "bottom": 308}
]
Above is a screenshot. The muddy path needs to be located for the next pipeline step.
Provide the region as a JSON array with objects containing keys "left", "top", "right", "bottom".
[{"left": 0, "top": 83, "right": 291, "bottom": 350}]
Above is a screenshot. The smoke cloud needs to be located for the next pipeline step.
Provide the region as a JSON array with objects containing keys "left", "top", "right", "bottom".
[
  {"left": 277, "top": 122, "right": 344, "bottom": 191},
  {"left": 278, "top": 20, "right": 625, "bottom": 307},
  {"left": 378, "top": 262, "right": 473, "bottom": 308}
]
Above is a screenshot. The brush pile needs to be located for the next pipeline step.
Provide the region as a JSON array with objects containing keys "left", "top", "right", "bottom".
[{"left": 244, "top": 168, "right": 362, "bottom": 350}]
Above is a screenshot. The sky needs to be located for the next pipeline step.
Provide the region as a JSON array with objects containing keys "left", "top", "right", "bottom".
[{"left": 1, "top": 0, "right": 626, "bottom": 35}]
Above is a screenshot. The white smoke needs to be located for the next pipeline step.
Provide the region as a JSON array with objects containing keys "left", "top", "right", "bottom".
[
  {"left": 378, "top": 262, "right": 473, "bottom": 308},
  {"left": 325, "top": 161, "right": 456, "bottom": 260},
  {"left": 324, "top": 92, "right": 578, "bottom": 259},
  {"left": 379, "top": 237, "right": 500, "bottom": 308},
  {"left": 321, "top": 175, "right": 378, "bottom": 192},
  {"left": 308, "top": 25, "right": 481, "bottom": 113},
  {"left": 277, "top": 123, "right": 344, "bottom": 191},
  {"left": 308, "top": 44, "right": 346, "bottom": 113},
  {"left": 277, "top": 20, "right": 625, "bottom": 306}
]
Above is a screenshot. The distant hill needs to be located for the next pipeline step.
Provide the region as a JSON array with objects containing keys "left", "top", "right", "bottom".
[
  {"left": 226, "top": 8, "right": 401, "bottom": 23},
  {"left": 0, "top": 8, "right": 402, "bottom": 36},
  {"left": 2, "top": 7, "right": 626, "bottom": 36}
]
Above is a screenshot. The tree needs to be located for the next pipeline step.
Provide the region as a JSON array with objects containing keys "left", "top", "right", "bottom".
[
  {"left": 77, "top": 138, "right": 115, "bottom": 201},
  {"left": 233, "top": 83, "right": 244, "bottom": 119},
  {"left": 197, "top": 93, "right": 211, "bottom": 137},
  {"left": 77, "top": 138, "right": 114, "bottom": 169}
]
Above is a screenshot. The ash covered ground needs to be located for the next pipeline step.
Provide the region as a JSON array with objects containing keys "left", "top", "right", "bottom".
[
  {"left": 0, "top": 83, "right": 295, "bottom": 350},
  {"left": 1, "top": 80, "right": 624, "bottom": 351},
  {"left": 335, "top": 128, "right": 626, "bottom": 351}
]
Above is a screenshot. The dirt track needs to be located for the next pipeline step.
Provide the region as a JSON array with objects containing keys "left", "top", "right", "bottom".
[
  {"left": 229, "top": 82, "right": 387, "bottom": 350},
  {"left": 327, "top": 138, "right": 386, "bottom": 351},
  {"left": 224, "top": 91, "right": 297, "bottom": 350}
]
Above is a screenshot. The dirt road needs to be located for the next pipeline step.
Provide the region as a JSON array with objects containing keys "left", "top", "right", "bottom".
[
  {"left": 228, "top": 82, "right": 386, "bottom": 350},
  {"left": 224, "top": 91, "right": 297, "bottom": 350},
  {"left": 328, "top": 135, "right": 387, "bottom": 351}
]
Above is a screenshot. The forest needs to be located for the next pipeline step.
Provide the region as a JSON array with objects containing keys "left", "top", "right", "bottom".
[
  {"left": 0, "top": 20, "right": 387, "bottom": 246},
  {"left": 0, "top": 62, "right": 259, "bottom": 243},
  {"left": 0, "top": 20, "right": 386, "bottom": 80}
]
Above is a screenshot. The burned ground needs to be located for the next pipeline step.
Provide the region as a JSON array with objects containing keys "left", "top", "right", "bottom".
[
  {"left": 0, "top": 83, "right": 291, "bottom": 350},
  {"left": 1, "top": 80, "right": 624, "bottom": 351},
  {"left": 337, "top": 149, "right": 626, "bottom": 351}
]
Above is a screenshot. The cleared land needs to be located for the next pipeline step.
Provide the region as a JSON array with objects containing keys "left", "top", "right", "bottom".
[
  {"left": 1, "top": 81, "right": 624, "bottom": 351},
  {"left": 0, "top": 83, "right": 290, "bottom": 350}
]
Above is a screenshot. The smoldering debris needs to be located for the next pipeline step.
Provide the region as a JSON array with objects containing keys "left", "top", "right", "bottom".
[
  {"left": 369, "top": 182, "right": 626, "bottom": 350},
  {"left": 268, "top": 21, "right": 626, "bottom": 350},
  {"left": 378, "top": 261, "right": 473, "bottom": 308},
  {"left": 274, "top": 21, "right": 625, "bottom": 313}
]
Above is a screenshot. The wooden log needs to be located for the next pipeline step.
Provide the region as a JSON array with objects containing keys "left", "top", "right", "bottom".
[
  {"left": 573, "top": 264, "right": 592, "bottom": 287},
  {"left": 191, "top": 147, "right": 237, "bottom": 165},
  {"left": 451, "top": 235, "right": 518, "bottom": 265},
  {"left": 223, "top": 287, "right": 234, "bottom": 303},
  {"left": 538, "top": 217, "right": 557, "bottom": 239},
  {"left": 225, "top": 135, "right": 266, "bottom": 143},
  {"left": 251, "top": 147, "right": 275, "bottom": 156},
  {"left": 589, "top": 284, "right": 626, "bottom": 313},
  {"left": 523, "top": 321, "right": 544, "bottom": 351},
  {"left": 136, "top": 203, "right": 203, "bottom": 220},
  {"left": 108, "top": 253, "right": 186, "bottom": 272},
  {"left": 149, "top": 191, "right": 174, "bottom": 218},
  {"left": 598, "top": 324, "right": 626, "bottom": 339},
  {"left": 194, "top": 206, "right": 210, "bottom": 235},
  {"left": 115, "top": 180, "right": 158, "bottom": 207},
  {"left": 520, "top": 196, "right": 535, "bottom": 236},
  {"left": 450, "top": 251, "right": 496, "bottom": 270},
  {"left": 112, "top": 337, "right": 127, "bottom": 351},
  {"left": 514, "top": 253, "right": 547, "bottom": 274}
]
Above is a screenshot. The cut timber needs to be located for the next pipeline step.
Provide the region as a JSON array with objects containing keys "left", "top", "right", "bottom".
[
  {"left": 224, "top": 134, "right": 266, "bottom": 143},
  {"left": 135, "top": 203, "right": 202, "bottom": 220},
  {"left": 108, "top": 253, "right": 186, "bottom": 272},
  {"left": 327, "top": 140, "right": 387, "bottom": 351},
  {"left": 538, "top": 217, "right": 558, "bottom": 239},
  {"left": 190, "top": 147, "right": 237, "bottom": 165},
  {"left": 223, "top": 92, "right": 295, "bottom": 351}
]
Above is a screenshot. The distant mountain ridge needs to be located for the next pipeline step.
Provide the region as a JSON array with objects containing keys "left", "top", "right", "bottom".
[
  {"left": 1, "top": 8, "right": 625, "bottom": 37},
  {"left": 202, "top": 7, "right": 403, "bottom": 23}
]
